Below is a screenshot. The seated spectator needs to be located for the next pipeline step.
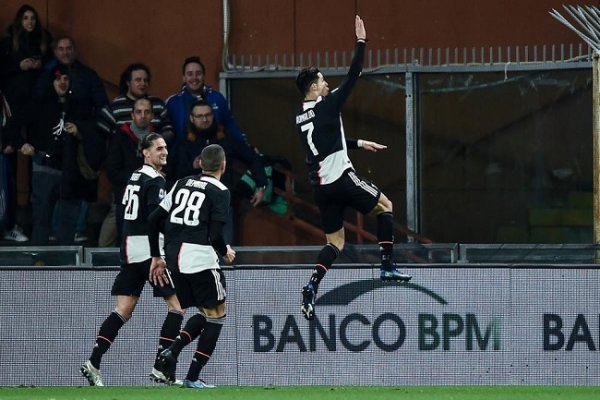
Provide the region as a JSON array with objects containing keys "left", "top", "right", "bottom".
[
  {"left": 166, "top": 56, "right": 246, "bottom": 166},
  {"left": 173, "top": 100, "right": 267, "bottom": 205},
  {"left": 0, "top": 4, "right": 54, "bottom": 242},
  {"left": 105, "top": 97, "right": 156, "bottom": 243},
  {"left": 21, "top": 64, "right": 100, "bottom": 245}
]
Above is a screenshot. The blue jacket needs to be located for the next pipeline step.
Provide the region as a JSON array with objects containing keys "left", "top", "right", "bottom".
[{"left": 165, "top": 85, "right": 245, "bottom": 161}]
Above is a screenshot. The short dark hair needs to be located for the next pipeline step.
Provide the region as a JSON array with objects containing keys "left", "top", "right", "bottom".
[
  {"left": 191, "top": 100, "right": 212, "bottom": 113},
  {"left": 119, "top": 62, "right": 152, "bottom": 95},
  {"left": 200, "top": 144, "right": 225, "bottom": 172},
  {"left": 182, "top": 56, "right": 205, "bottom": 75},
  {"left": 51, "top": 35, "right": 75, "bottom": 51},
  {"left": 296, "top": 67, "right": 320, "bottom": 95},
  {"left": 140, "top": 133, "right": 163, "bottom": 151},
  {"left": 133, "top": 97, "right": 152, "bottom": 111}
]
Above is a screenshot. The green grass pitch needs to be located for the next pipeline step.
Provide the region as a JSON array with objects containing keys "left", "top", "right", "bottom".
[{"left": 1, "top": 386, "right": 599, "bottom": 400}]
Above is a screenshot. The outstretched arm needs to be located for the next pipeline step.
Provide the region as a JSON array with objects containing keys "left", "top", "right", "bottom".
[
  {"left": 347, "top": 138, "right": 387, "bottom": 152},
  {"left": 359, "top": 140, "right": 386, "bottom": 152}
]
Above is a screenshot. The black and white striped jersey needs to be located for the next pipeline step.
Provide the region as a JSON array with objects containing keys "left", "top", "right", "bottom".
[
  {"left": 159, "top": 175, "right": 230, "bottom": 274},
  {"left": 120, "top": 164, "right": 166, "bottom": 264},
  {"left": 295, "top": 41, "right": 365, "bottom": 186},
  {"left": 97, "top": 95, "right": 172, "bottom": 136}
]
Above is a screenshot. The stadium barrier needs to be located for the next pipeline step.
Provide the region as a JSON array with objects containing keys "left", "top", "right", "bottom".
[{"left": 1, "top": 263, "right": 598, "bottom": 386}]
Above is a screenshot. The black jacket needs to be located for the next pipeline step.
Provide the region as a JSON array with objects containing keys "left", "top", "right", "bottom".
[
  {"left": 27, "top": 88, "right": 100, "bottom": 202},
  {"left": 0, "top": 28, "right": 53, "bottom": 147},
  {"left": 33, "top": 59, "right": 108, "bottom": 120},
  {"left": 105, "top": 123, "right": 147, "bottom": 204},
  {"left": 173, "top": 122, "right": 268, "bottom": 190}
]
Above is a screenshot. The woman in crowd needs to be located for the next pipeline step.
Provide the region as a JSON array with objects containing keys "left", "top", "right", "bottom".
[{"left": 0, "top": 4, "right": 53, "bottom": 242}]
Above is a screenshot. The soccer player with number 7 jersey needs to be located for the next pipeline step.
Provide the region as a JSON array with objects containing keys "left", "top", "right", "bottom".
[
  {"left": 81, "top": 133, "right": 185, "bottom": 387},
  {"left": 294, "top": 16, "right": 412, "bottom": 322}
]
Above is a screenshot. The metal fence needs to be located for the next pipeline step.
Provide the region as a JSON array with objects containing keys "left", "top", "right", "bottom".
[
  {"left": 0, "top": 244, "right": 598, "bottom": 266},
  {"left": 220, "top": 42, "right": 595, "bottom": 243}
]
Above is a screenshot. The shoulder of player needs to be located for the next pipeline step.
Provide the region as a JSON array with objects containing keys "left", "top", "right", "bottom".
[
  {"left": 172, "top": 175, "right": 228, "bottom": 193},
  {"left": 200, "top": 175, "right": 229, "bottom": 191},
  {"left": 137, "top": 164, "right": 165, "bottom": 181}
]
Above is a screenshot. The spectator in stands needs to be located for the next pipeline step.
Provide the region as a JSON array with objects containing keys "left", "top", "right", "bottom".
[
  {"left": 34, "top": 36, "right": 109, "bottom": 244},
  {"left": 174, "top": 101, "right": 267, "bottom": 202},
  {"left": 34, "top": 36, "right": 108, "bottom": 118},
  {"left": 166, "top": 56, "right": 245, "bottom": 166},
  {"left": 105, "top": 97, "right": 156, "bottom": 244},
  {"left": 0, "top": 4, "right": 53, "bottom": 242},
  {"left": 98, "top": 63, "right": 173, "bottom": 245},
  {"left": 98, "top": 63, "right": 173, "bottom": 140},
  {"left": 20, "top": 64, "right": 99, "bottom": 245}
]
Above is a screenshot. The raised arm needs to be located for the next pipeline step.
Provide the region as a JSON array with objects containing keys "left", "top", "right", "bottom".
[
  {"left": 331, "top": 16, "right": 367, "bottom": 106},
  {"left": 355, "top": 15, "right": 366, "bottom": 41}
]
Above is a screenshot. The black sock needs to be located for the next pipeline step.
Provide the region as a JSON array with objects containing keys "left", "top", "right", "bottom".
[
  {"left": 89, "top": 312, "right": 126, "bottom": 369},
  {"left": 309, "top": 243, "right": 340, "bottom": 289},
  {"left": 154, "top": 310, "right": 184, "bottom": 369},
  {"left": 169, "top": 313, "right": 207, "bottom": 358},
  {"left": 377, "top": 212, "right": 394, "bottom": 269},
  {"left": 185, "top": 315, "right": 225, "bottom": 382}
]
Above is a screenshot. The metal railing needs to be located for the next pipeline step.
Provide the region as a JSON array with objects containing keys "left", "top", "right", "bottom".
[
  {"left": 0, "top": 243, "right": 598, "bottom": 266},
  {"left": 223, "top": 43, "right": 592, "bottom": 78}
]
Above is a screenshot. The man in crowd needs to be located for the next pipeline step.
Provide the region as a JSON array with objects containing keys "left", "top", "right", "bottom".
[
  {"left": 105, "top": 97, "right": 156, "bottom": 243},
  {"left": 98, "top": 63, "right": 172, "bottom": 140},
  {"left": 166, "top": 56, "right": 246, "bottom": 165},
  {"left": 21, "top": 64, "right": 99, "bottom": 245}
]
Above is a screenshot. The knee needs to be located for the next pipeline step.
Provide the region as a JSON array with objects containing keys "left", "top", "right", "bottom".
[
  {"left": 113, "top": 309, "right": 133, "bottom": 321},
  {"left": 327, "top": 236, "right": 344, "bottom": 252},
  {"left": 332, "top": 240, "right": 344, "bottom": 252},
  {"left": 378, "top": 195, "right": 393, "bottom": 214},
  {"left": 114, "top": 299, "right": 137, "bottom": 321},
  {"left": 165, "top": 295, "right": 184, "bottom": 313},
  {"left": 202, "top": 303, "right": 226, "bottom": 319}
]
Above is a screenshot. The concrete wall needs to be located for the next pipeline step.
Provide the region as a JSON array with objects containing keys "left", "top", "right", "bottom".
[{"left": 0, "top": 0, "right": 587, "bottom": 98}]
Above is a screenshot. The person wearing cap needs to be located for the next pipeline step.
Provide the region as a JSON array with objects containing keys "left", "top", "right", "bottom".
[{"left": 21, "top": 64, "right": 99, "bottom": 245}]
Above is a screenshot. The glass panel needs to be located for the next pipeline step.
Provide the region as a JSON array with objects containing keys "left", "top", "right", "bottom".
[
  {"left": 420, "top": 70, "right": 592, "bottom": 243},
  {"left": 0, "top": 246, "right": 82, "bottom": 266}
]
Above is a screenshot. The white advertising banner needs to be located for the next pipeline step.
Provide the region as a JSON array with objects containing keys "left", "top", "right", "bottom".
[{"left": 0, "top": 266, "right": 597, "bottom": 386}]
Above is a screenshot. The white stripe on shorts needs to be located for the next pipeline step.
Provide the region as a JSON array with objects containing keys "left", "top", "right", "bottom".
[
  {"left": 212, "top": 269, "right": 226, "bottom": 301},
  {"left": 349, "top": 171, "right": 378, "bottom": 197}
]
